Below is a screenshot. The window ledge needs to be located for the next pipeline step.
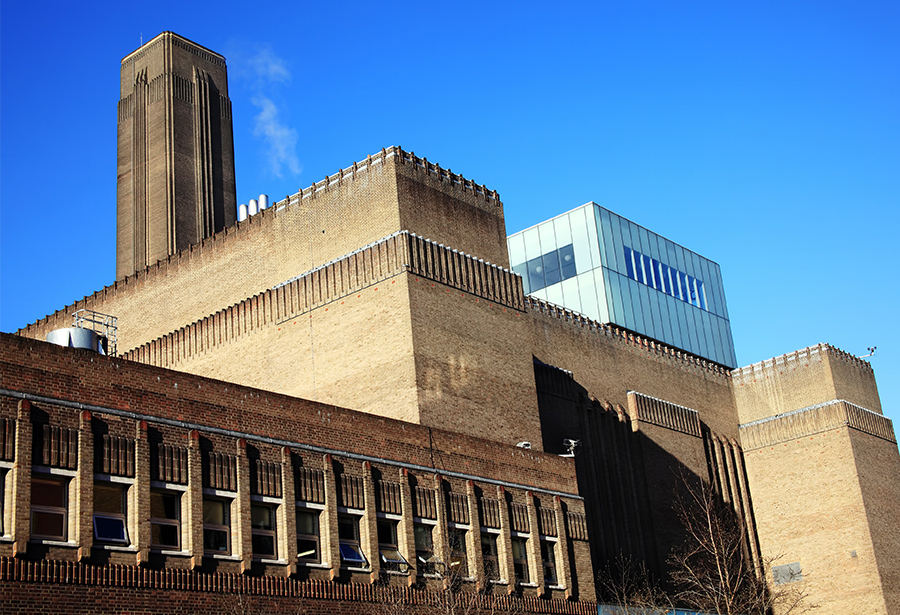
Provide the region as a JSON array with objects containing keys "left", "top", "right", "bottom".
[
  {"left": 30, "top": 539, "right": 77, "bottom": 548},
  {"left": 342, "top": 566, "right": 371, "bottom": 572},
  {"left": 382, "top": 570, "right": 409, "bottom": 576},
  {"left": 298, "top": 561, "right": 331, "bottom": 569},
  {"left": 253, "top": 558, "right": 287, "bottom": 565},
  {"left": 518, "top": 582, "right": 538, "bottom": 588},
  {"left": 547, "top": 585, "right": 566, "bottom": 590},
  {"left": 93, "top": 544, "right": 138, "bottom": 553},
  {"left": 152, "top": 549, "right": 191, "bottom": 557},
  {"left": 205, "top": 553, "right": 241, "bottom": 561},
  {"left": 488, "top": 579, "right": 509, "bottom": 586}
]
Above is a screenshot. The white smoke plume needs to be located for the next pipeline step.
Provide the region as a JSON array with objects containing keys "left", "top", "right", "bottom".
[
  {"left": 242, "top": 46, "right": 301, "bottom": 178},
  {"left": 252, "top": 95, "right": 301, "bottom": 177}
]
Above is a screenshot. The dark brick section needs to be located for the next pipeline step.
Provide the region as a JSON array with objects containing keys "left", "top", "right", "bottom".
[{"left": 0, "top": 557, "right": 599, "bottom": 614}]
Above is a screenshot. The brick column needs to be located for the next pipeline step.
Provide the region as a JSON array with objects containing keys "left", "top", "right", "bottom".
[
  {"left": 525, "top": 491, "right": 543, "bottom": 595},
  {"left": 235, "top": 438, "right": 252, "bottom": 573},
  {"left": 280, "top": 446, "right": 296, "bottom": 576},
  {"left": 397, "top": 468, "right": 415, "bottom": 586},
  {"left": 75, "top": 410, "right": 93, "bottom": 560},
  {"left": 432, "top": 473, "right": 449, "bottom": 587},
  {"left": 133, "top": 420, "right": 151, "bottom": 565},
  {"left": 11, "top": 400, "right": 32, "bottom": 557},
  {"left": 361, "top": 460, "right": 379, "bottom": 582},
  {"left": 496, "top": 485, "right": 513, "bottom": 592},
  {"left": 322, "top": 454, "right": 339, "bottom": 580},
  {"left": 187, "top": 430, "right": 204, "bottom": 568},
  {"left": 465, "top": 480, "right": 483, "bottom": 589},
  {"left": 553, "top": 496, "right": 573, "bottom": 599}
]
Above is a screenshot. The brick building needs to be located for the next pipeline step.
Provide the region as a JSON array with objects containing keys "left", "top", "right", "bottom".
[{"left": 2, "top": 32, "right": 898, "bottom": 614}]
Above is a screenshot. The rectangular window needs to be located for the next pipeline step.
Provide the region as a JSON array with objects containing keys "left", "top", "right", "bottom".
[
  {"left": 540, "top": 539, "right": 557, "bottom": 586},
  {"left": 650, "top": 259, "right": 663, "bottom": 291},
  {"left": 481, "top": 532, "right": 499, "bottom": 580},
  {"left": 559, "top": 244, "right": 577, "bottom": 280},
  {"left": 251, "top": 503, "right": 277, "bottom": 558},
  {"left": 526, "top": 256, "right": 545, "bottom": 292},
  {"left": 696, "top": 280, "right": 706, "bottom": 310},
  {"left": 93, "top": 482, "right": 129, "bottom": 545},
  {"left": 203, "top": 498, "right": 230, "bottom": 555},
  {"left": 150, "top": 490, "right": 180, "bottom": 550},
  {"left": 448, "top": 528, "right": 468, "bottom": 577},
  {"left": 661, "top": 263, "right": 673, "bottom": 295},
  {"left": 414, "top": 523, "right": 438, "bottom": 574},
  {"left": 542, "top": 251, "right": 561, "bottom": 287},
  {"left": 511, "top": 537, "right": 529, "bottom": 584},
  {"left": 31, "top": 475, "right": 68, "bottom": 541},
  {"left": 0, "top": 469, "right": 6, "bottom": 535},
  {"left": 624, "top": 247, "right": 635, "bottom": 280},
  {"left": 296, "top": 509, "right": 320, "bottom": 563},
  {"left": 338, "top": 514, "right": 368, "bottom": 568},
  {"left": 377, "top": 518, "right": 409, "bottom": 572}
]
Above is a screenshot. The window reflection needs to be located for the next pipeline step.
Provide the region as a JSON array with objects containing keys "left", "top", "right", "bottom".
[
  {"left": 622, "top": 247, "right": 707, "bottom": 311},
  {"left": 513, "top": 245, "right": 577, "bottom": 294}
]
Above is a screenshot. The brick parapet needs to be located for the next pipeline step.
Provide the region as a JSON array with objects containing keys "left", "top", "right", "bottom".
[
  {"left": 626, "top": 391, "right": 702, "bottom": 437},
  {"left": 17, "top": 146, "right": 500, "bottom": 343},
  {"left": 120, "top": 230, "right": 524, "bottom": 367},
  {"left": 739, "top": 399, "right": 896, "bottom": 451},
  {"left": 525, "top": 296, "right": 731, "bottom": 379},
  {"left": 731, "top": 343, "right": 873, "bottom": 384},
  {"left": 0, "top": 334, "right": 578, "bottom": 498}
]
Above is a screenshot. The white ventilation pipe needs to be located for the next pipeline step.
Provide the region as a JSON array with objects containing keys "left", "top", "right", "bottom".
[
  {"left": 249, "top": 199, "right": 258, "bottom": 216},
  {"left": 238, "top": 203, "right": 248, "bottom": 222}
]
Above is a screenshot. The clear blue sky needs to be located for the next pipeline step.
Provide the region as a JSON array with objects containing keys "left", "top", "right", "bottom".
[{"left": 1, "top": 1, "right": 897, "bottom": 427}]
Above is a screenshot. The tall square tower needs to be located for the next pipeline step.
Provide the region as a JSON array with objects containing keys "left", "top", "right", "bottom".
[{"left": 116, "top": 32, "right": 237, "bottom": 279}]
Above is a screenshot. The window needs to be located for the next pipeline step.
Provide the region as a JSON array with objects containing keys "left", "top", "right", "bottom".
[
  {"left": 203, "top": 498, "right": 230, "bottom": 554},
  {"left": 540, "top": 539, "right": 557, "bottom": 586},
  {"left": 0, "top": 469, "right": 6, "bottom": 536},
  {"left": 31, "top": 475, "right": 68, "bottom": 541},
  {"left": 296, "top": 509, "right": 320, "bottom": 563},
  {"left": 414, "top": 523, "right": 439, "bottom": 574},
  {"left": 93, "top": 482, "right": 128, "bottom": 545},
  {"left": 622, "top": 246, "right": 708, "bottom": 311},
  {"left": 511, "top": 537, "right": 529, "bottom": 584},
  {"left": 481, "top": 532, "right": 499, "bottom": 580},
  {"left": 338, "top": 514, "right": 367, "bottom": 568},
  {"left": 251, "top": 503, "right": 277, "bottom": 558},
  {"left": 150, "top": 490, "right": 180, "bottom": 550},
  {"left": 448, "top": 528, "right": 468, "bottom": 577},
  {"left": 513, "top": 244, "right": 578, "bottom": 294},
  {"left": 377, "top": 518, "right": 409, "bottom": 572}
]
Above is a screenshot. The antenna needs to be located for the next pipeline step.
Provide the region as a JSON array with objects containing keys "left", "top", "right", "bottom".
[{"left": 858, "top": 346, "right": 877, "bottom": 359}]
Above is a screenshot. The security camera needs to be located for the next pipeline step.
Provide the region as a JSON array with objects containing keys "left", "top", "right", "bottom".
[
  {"left": 561, "top": 439, "right": 581, "bottom": 457},
  {"left": 516, "top": 441, "right": 532, "bottom": 449}
]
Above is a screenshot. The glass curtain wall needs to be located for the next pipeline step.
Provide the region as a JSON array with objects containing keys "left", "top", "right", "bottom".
[{"left": 508, "top": 202, "right": 737, "bottom": 368}]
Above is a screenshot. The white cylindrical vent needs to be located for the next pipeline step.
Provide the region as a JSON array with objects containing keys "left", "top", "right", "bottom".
[
  {"left": 249, "top": 199, "right": 258, "bottom": 216},
  {"left": 259, "top": 194, "right": 269, "bottom": 211},
  {"left": 238, "top": 203, "right": 248, "bottom": 221}
]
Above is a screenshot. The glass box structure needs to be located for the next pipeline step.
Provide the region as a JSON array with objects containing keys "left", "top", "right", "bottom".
[{"left": 508, "top": 202, "right": 737, "bottom": 368}]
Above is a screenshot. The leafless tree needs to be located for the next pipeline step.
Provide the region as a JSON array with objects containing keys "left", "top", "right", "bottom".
[
  {"left": 668, "top": 476, "right": 815, "bottom": 615},
  {"left": 595, "top": 554, "right": 672, "bottom": 615}
]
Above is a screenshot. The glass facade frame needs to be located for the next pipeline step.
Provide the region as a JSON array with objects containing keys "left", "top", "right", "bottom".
[{"left": 508, "top": 202, "right": 737, "bottom": 368}]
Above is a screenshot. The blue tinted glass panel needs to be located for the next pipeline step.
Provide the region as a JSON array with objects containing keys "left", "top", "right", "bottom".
[
  {"left": 543, "top": 250, "right": 561, "bottom": 286},
  {"left": 559, "top": 244, "right": 576, "bottom": 279},
  {"left": 697, "top": 280, "right": 706, "bottom": 310},
  {"left": 634, "top": 252, "right": 644, "bottom": 284},
  {"left": 512, "top": 264, "right": 530, "bottom": 294},
  {"left": 642, "top": 255, "right": 653, "bottom": 288},
  {"left": 527, "top": 256, "right": 545, "bottom": 291},
  {"left": 624, "top": 247, "right": 635, "bottom": 280},
  {"left": 651, "top": 259, "right": 663, "bottom": 291},
  {"left": 661, "top": 264, "right": 672, "bottom": 295},
  {"left": 686, "top": 275, "right": 698, "bottom": 306}
]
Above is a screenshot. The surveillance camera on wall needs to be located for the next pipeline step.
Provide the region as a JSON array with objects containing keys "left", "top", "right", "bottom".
[
  {"left": 516, "top": 441, "right": 532, "bottom": 449},
  {"left": 560, "top": 439, "right": 581, "bottom": 457}
]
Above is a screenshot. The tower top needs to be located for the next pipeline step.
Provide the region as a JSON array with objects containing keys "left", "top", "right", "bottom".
[{"left": 120, "top": 31, "right": 226, "bottom": 65}]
